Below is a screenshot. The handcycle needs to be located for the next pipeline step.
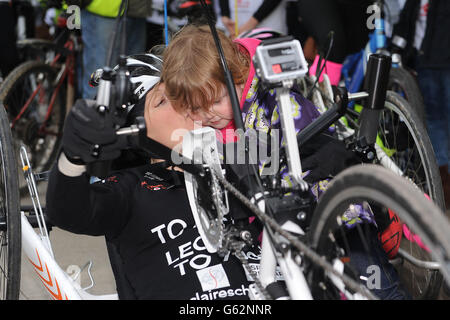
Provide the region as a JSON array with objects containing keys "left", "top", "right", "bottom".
[
  {"left": 300, "top": 52, "right": 445, "bottom": 298},
  {"left": 0, "top": 13, "right": 81, "bottom": 193},
  {"left": 235, "top": 20, "right": 444, "bottom": 222},
  {"left": 175, "top": 30, "right": 450, "bottom": 299},
  {"left": 255, "top": 25, "right": 447, "bottom": 297},
  {"left": 2, "top": 0, "right": 450, "bottom": 301}
]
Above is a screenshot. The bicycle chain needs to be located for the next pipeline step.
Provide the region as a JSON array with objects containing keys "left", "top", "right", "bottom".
[
  {"left": 212, "top": 171, "right": 378, "bottom": 300},
  {"left": 230, "top": 241, "right": 272, "bottom": 300},
  {"left": 205, "top": 166, "right": 271, "bottom": 299}
]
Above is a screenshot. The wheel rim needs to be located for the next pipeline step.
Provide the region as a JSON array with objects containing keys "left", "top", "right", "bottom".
[
  {"left": 378, "top": 101, "right": 432, "bottom": 200},
  {"left": 3, "top": 67, "right": 62, "bottom": 188},
  {"left": 0, "top": 138, "right": 12, "bottom": 299},
  {"left": 376, "top": 102, "right": 442, "bottom": 298},
  {"left": 311, "top": 188, "right": 445, "bottom": 300},
  {"left": 0, "top": 146, "right": 8, "bottom": 300}
]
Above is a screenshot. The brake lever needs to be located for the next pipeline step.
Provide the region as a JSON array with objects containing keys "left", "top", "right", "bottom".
[{"left": 116, "top": 116, "right": 146, "bottom": 136}]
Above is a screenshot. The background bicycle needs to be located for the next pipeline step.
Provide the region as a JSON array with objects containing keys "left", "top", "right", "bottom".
[
  {"left": 305, "top": 0, "right": 425, "bottom": 122},
  {"left": 0, "top": 17, "right": 81, "bottom": 193}
]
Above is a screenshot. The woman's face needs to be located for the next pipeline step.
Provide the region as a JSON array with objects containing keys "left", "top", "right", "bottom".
[{"left": 144, "top": 83, "right": 195, "bottom": 149}]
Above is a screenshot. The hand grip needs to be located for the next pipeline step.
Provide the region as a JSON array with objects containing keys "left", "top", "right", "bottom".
[{"left": 357, "top": 54, "right": 391, "bottom": 145}]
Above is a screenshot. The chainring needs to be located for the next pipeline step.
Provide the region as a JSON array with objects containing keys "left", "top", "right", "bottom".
[{"left": 182, "top": 127, "right": 229, "bottom": 253}]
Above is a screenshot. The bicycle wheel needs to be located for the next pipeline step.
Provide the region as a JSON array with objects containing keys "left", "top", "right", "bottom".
[
  {"left": 308, "top": 164, "right": 450, "bottom": 300},
  {"left": 388, "top": 67, "right": 425, "bottom": 123},
  {"left": 0, "top": 60, "right": 66, "bottom": 191},
  {"left": 376, "top": 91, "right": 445, "bottom": 212},
  {"left": 0, "top": 103, "right": 21, "bottom": 300}
]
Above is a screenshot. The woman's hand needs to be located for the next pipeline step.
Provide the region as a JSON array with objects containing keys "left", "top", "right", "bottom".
[{"left": 62, "top": 99, "right": 127, "bottom": 164}]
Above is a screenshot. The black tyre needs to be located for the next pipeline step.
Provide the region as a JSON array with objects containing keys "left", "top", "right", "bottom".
[
  {"left": 0, "top": 103, "right": 21, "bottom": 300},
  {"left": 16, "top": 38, "right": 56, "bottom": 63},
  {"left": 388, "top": 67, "right": 425, "bottom": 123},
  {"left": 377, "top": 91, "right": 445, "bottom": 212},
  {"left": 308, "top": 164, "right": 450, "bottom": 300},
  {"left": 0, "top": 60, "right": 66, "bottom": 191}
]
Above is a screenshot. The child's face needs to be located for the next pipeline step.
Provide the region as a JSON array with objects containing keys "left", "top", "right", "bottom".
[{"left": 186, "top": 85, "right": 243, "bottom": 129}]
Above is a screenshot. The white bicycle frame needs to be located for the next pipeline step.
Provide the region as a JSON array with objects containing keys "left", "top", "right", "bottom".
[{"left": 20, "top": 146, "right": 118, "bottom": 300}]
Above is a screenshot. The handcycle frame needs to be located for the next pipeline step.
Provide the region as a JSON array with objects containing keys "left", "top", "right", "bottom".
[{"left": 19, "top": 146, "right": 118, "bottom": 300}]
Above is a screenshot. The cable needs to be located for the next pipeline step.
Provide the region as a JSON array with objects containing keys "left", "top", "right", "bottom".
[
  {"left": 164, "top": 0, "right": 169, "bottom": 45},
  {"left": 197, "top": 1, "right": 287, "bottom": 291},
  {"left": 197, "top": 0, "right": 274, "bottom": 206},
  {"left": 106, "top": 0, "right": 128, "bottom": 67},
  {"left": 306, "top": 31, "right": 334, "bottom": 100},
  {"left": 120, "top": 0, "right": 128, "bottom": 56},
  {"left": 234, "top": 0, "right": 238, "bottom": 38},
  {"left": 198, "top": 0, "right": 244, "bottom": 132},
  {"left": 214, "top": 171, "right": 378, "bottom": 300}
]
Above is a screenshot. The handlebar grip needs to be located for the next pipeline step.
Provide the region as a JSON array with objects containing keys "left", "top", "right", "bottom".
[
  {"left": 363, "top": 53, "right": 391, "bottom": 111},
  {"left": 357, "top": 54, "right": 391, "bottom": 145}
]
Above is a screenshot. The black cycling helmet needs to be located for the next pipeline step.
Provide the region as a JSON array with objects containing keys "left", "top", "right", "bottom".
[
  {"left": 90, "top": 52, "right": 162, "bottom": 103},
  {"left": 112, "top": 53, "right": 163, "bottom": 169},
  {"left": 120, "top": 53, "right": 163, "bottom": 101}
]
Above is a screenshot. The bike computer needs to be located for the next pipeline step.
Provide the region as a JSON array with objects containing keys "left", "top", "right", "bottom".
[{"left": 253, "top": 37, "right": 308, "bottom": 86}]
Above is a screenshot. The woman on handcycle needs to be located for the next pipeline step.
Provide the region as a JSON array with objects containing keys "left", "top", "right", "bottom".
[{"left": 45, "top": 26, "right": 408, "bottom": 299}]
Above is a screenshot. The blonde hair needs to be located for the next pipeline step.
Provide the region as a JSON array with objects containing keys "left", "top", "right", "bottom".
[{"left": 162, "top": 25, "right": 250, "bottom": 113}]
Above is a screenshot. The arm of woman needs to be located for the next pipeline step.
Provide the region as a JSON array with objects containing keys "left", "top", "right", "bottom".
[
  {"left": 218, "top": 0, "right": 235, "bottom": 36},
  {"left": 239, "top": 0, "right": 283, "bottom": 35},
  {"left": 45, "top": 154, "right": 135, "bottom": 238}
]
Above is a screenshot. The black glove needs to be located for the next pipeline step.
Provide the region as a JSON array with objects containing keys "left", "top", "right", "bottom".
[
  {"left": 62, "top": 99, "right": 127, "bottom": 164},
  {"left": 301, "top": 134, "right": 361, "bottom": 183}
]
